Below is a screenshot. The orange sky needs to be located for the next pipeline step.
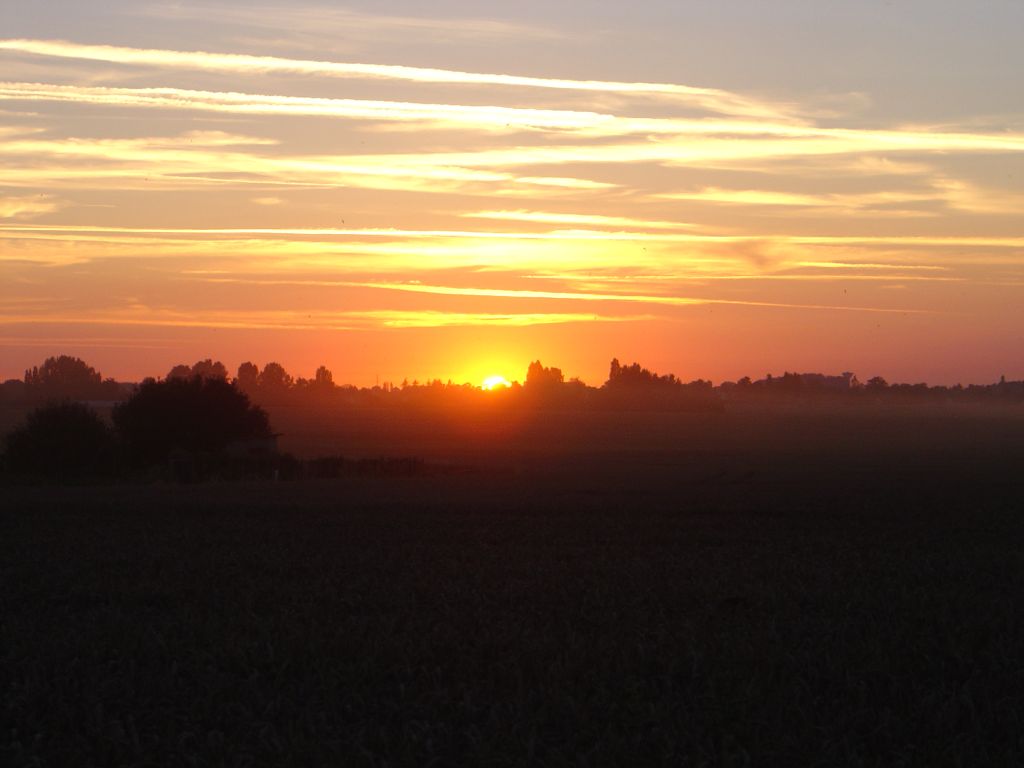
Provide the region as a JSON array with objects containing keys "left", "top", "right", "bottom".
[{"left": 2, "top": 2, "right": 1023, "bottom": 386}]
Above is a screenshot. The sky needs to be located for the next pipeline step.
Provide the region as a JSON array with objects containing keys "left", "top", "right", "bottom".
[{"left": 1, "top": 0, "right": 1023, "bottom": 386}]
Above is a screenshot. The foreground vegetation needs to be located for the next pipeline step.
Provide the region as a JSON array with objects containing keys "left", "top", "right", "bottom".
[{"left": 3, "top": 451, "right": 1023, "bottom": 766}]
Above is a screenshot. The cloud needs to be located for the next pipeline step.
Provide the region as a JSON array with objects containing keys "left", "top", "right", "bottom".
[
  {"left": 0, "top": 130, "right": 531, "bottom": 194},
  {"left": 354, "top": 311, "right": 631, "bottom": 328},
  {"left": 4, "top": 224, "right": 1023, "bottom": 274},
  {"left": 342, "top": 129, "right": 1024, "bottom": 173},
  {"left": 0, "top": 39, "right": 800, "bottom": 120},
  {"left": 137, "top": 3, "right": 565, "bottom": 44},
  {"left": 463, "top": 210, "right": 695, "bottom": 230},
  {"left": 931, "top": 177, "right": 1024, "bottom": 215},
  {"left": 511, "top": 177, "right": 617, "bottom": 190},
  {"left": 4, "top": 80, "right": 1024, "bottom": 214},
  {"left": 0, "top": 81, "right": 614, "bottom": 132},
  {"left": 0, "top": 335, "right": 182, "bottom": 350},
  {"left": 0, "top": 303, "right": 635, "bottom": 331},
  {"left": 0, "top": 194, "right": 61, "bottom": 219},
  {"left": 9, "top": 80, "right": 1024, "bottom": 157},
  {"left": 188, "top": 276, "right": 935, "bottom": 315},
  {"left": 8, "top": 224, "right": 1022, "bottom": 250},
  {"left": 658, "top": 186, "right": 943, "bottom": 219}
]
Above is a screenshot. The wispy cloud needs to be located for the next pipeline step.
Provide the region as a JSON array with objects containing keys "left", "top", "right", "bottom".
[
  {"left": 4, "top": 224, "right": 1022, "bottom": 250},
  {"left": 0, "top": 39, "right": 800, "bottom": 119},
  {"left": 137, "top": 3, "right": 565, "bottom": 44},
  {"left": 0, "top": 335, "right": 183, "bottom": 350},
  {"left": 463, "top": 210, "right": 695, "bottom": 230},
  {"left": 660, "top": 179, "right": 1024, "bottom": 219},
  {"left": 659, "top": 186, "right": 942, "bottom": 218},
  {"left": 330, "top": 130, "right": 1024, "bottom": 173},
  {"left": 0, "top": 304, "right": 634, "bottom": 331},
  {"left": 7, "top": 80, "right": 1024, "bottom": 159},
  {"left": 0, "top": 81, "right": 614, "bottom": 131},
  {"left": 190, "top": 276, "right": 936, "bottom": 315},
  {"left": 356, "top": 311, "right": 630, "bottom": 328},
  {"left": 0, "top": 194, "right": 61, "bottom": 219},
  {"left": 931, "top": 177, "right": 1024, "bottom": 215},
  {"left": 0, "top": 126, "right": 620, "bottom": 195}
]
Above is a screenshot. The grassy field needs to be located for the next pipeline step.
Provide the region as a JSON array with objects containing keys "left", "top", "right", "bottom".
[{"left": 3, "top": 408, "right": 1024, "bottom": 765}]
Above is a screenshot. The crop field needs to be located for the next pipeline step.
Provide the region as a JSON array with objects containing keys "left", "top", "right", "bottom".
[{"left": 3, "top": 408, "right": 1024, "bottom": 766}]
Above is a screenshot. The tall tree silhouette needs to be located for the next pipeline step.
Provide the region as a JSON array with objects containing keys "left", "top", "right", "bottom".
[
  {"left": 526, "top": 360, "right": 564, "bottom": 389},
  {"left": 314, "top": 365, "right": 334, "bottom": 388},
  {"left": 237, "top": 361, "right": 259, "bottom": 393},
  {"left": 258, "top": 362, "right": 293, "bottom": 401}
]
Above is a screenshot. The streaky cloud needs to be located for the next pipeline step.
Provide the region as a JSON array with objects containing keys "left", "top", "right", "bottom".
[
  {"left": 190, "top": 276, "right": 936, "bottom": 315},
  {"left": 138, "top": 3, "right": 565, "bottom": 43},
  {"left": 0, "top": 305, "right": 636, "bottom": 331},
  {"left": 0, "top": 194, "right": 61, "bottom": 219},
  {"left": 0, "top": 39, "right": 800, "bottom": 120},
  {"left": 3, "top": 224, "right": 1022, "bottom": 250},
  {"left": 0, "top": 81, "right": 614, "bottom": 131},
  {"left": 463, "top": 210, "right": 696, "bottom": 230}
]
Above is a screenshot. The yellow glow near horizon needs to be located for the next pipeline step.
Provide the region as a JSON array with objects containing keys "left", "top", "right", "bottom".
[{"left": 482, "top": 375, "right": 512, "bottom": 390}]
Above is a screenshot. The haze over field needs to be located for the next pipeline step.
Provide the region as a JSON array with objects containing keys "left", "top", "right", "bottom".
[{"left": 2, "top": 1, "right": 1023, "bottom": 386}]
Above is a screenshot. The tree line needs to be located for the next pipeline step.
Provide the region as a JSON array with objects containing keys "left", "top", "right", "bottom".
[
  {"left": 3, "top": 355, "right": 1023, "bottom": 408},
  {"left": 4, "top": 354, "right": 1023, "bottom": 483}
]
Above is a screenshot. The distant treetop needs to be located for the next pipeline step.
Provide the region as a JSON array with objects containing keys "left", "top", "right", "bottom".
[
  {"left": 167, "top": 359, "right": 228, "bottom": 381},
  {"left": 526, "top": 360, "right": 564, "bottom": 389},
  {"left": 23, "top": 355, "right": 119, "bottom": 402},
  {"left": 607, "top": 358, "right": 681, "bottom": 388}
]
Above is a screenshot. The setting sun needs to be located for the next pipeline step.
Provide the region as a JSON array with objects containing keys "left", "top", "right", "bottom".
[{"left": 482, "top": 375, "right": 512, "bottom": 391}]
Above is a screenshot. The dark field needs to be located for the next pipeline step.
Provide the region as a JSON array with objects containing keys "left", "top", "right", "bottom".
[{"left": 4, "top": 405, "right": 1024, "bottom": 765}]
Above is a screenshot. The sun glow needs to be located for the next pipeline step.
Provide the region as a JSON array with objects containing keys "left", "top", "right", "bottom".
[{"left": 482, "top": 375, "right": 512, "bottom": 391}]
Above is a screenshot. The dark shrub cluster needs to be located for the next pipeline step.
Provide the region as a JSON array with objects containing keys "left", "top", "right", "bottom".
[
  {"left": 3, "top": 402, "right": 117, "bottom": 481},
  {"left": 112, "top": 377, "right": 273, "bottom": 467},
  {"left": 2, "top": 377, "right": 274, "bottom": 482}
]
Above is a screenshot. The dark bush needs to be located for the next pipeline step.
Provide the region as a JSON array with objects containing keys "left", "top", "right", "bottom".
[
  {"left": 113, "top": 377, "right": 273, "bottom": 466},
  {"left": 3, "top": 402, "right": 117, "bottom": 481}
]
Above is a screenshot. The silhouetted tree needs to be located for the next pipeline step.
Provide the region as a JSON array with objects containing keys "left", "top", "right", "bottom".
[
  {"left": 258, "top": 362, "right": 293, "bottom": 399},
  {"left": 602, "top": 358, "right": 720, "bottom": 411},
  {"left": 237, "top": 361, "right": 259, "bottom": 393},
  {"left": 23, "top": 355, "right": 115, "bottom": 401},
  {"left": 3, "top": 402, "right": 116, "bottom": 480},
  {"left": 169, "top": 360, "right": 228, "bottom": 381},
  {"left": 314, "top": 365, "right": 334, "bottom": 388},
  {"left": 167, "top": 364, "right": 193, "bottom": 380},
  {"left": 191, "top": 359, "right": 228, "bottom": 380},
  {"left": 866, "top": 376, "right": 889, "bottom": 392},
  {"left": 113, "top": 377, "right": 272, "bottom": 466},
  {"left": 526, "top": 360, "right": 564, "bottom": 389},
  {"left": 606, "top": 359, "right": 677, "bottom": 388}
]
